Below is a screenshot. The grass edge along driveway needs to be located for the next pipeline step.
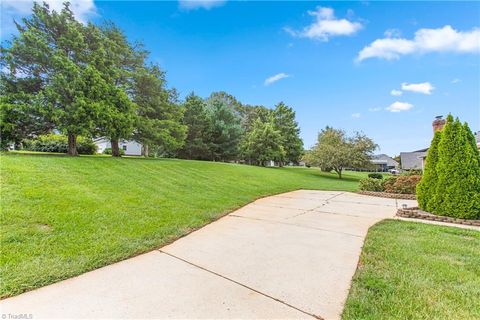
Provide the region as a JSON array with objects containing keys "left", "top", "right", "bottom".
[
  {"left": 343, "top": 219, "right": 480, "bottom": 320},
  {"left": 1, "top": 153, "right": 366, "bottom": 298}
]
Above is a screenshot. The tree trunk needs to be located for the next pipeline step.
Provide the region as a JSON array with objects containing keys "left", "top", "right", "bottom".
[
  {"left": 142, "top": 144, "right": 149, "bottom": 157},
  {"left": 67, "top": 132, "right": 78, "bottom": 156},
  {"left": 335, "top": 168, "right": 343, "bottom": 179},
  {"left": 111, "top": 138, "right": 120, "bottom": 157}
]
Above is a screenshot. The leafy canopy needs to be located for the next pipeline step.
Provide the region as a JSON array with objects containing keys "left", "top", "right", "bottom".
[{"left": 305, "top": 127, "right": 377, "bottom": 178}]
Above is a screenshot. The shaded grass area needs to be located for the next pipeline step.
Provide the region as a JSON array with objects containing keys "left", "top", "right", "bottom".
[
  {"left": 1, "top": 153, "right": 366, "bottom": 298},
  {"left": 343, "top": 220, "right": 480, "bottom": 320}
]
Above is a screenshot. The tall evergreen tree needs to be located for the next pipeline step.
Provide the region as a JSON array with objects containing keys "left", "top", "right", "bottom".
[
  {"left": 132, "top": 65, "right": 186, "bottom": 157},
  {"left": 272, "top": 102, "right": 303, "bottom": 165},
  {"left": 0, "top": 71, "right": 54, "bottom": 149},
  {"left": 2, "top": 2, "right": 102, "bottom": 155},
  {"left": 206, "top": 97, "right": 243, "bottom": 161},
  {"left": 178, "top": 93, "right": 212, "bottom": 160},
  {"left": 416, "top": 130, "right": 442, "bottom": 211},
  {"left": 240, "top": 118, "right": 285, "bottom": 166},
  {"left": 433, "top": 115, "right": 480, "bottom": 219},
  {"left": 96, "top": 23, "right": 145, "bottom": 156}
]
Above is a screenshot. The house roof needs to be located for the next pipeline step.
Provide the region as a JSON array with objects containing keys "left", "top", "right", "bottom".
[
  {"left": 371, "top": 154, "right": 399, "bottom": 167},
  {"left": 400, "top": 150, "right": 428, "bottom": 170}
]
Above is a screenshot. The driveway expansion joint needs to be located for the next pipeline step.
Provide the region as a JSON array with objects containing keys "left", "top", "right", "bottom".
[{"left": 158, "top": 250, "right": 323, "bottom": 320}]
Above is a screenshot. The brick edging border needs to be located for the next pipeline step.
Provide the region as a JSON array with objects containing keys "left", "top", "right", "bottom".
[
  {"left": 358, "top": 191, "right": 416, "bottom": 200},
  {"left": 397, "top": 207, "right": 480, "bottom": 227}
]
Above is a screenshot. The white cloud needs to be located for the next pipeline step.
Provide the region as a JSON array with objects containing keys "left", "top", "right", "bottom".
[
  {"left": 368, "top": 107, "right": 382, "bottom": 112},
  {"left": 1, "top": 0, "right": 97, "bottom": 36},
  {"left": 384, "top": 28, "right": 401, "bottom": 38},
  {"left": 285, "top": 6, "right": 362, "bottom": 41},
  {"left": 351, "top": 113, "right": 361, "bottom": 118},
  {"left": 386, "top": 101, "right": 414, "bottom": 112},
  {"left": 356, "top": 25, "right": 480, "bottom": 62},
  {"left": 390, "top": 89, "right": 403, "bottom": 96},
  {"left": 451, "top": 78, "right": 461, "bottom": 84},
  {"left": 401, "top": 82, "right": 434, "bottom": 95},
  {"left": 178, "top": 0, "right": 226, "bottom": 10},
  {"left": 2, "top": 0, "right": 96, "bottom": 22},
  {"left": 264, "top": 73, "right": 290, "bottom": 86}
]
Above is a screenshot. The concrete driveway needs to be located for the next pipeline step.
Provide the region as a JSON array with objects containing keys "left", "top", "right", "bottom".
[{"left": 0, "top": 191, "right": 416, "bottom": 320}]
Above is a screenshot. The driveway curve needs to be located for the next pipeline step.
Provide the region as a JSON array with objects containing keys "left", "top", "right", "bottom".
[{"left": 0, "top": 190, "right": 417, "bottom": 320}]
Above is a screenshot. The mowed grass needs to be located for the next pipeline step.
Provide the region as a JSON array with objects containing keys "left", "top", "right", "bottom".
[
  {"left": 0, "top": 153, "right": 366, "bottom": 298},
  {"left": 343, "top": 220, "right": 480, "bottom": 320}
]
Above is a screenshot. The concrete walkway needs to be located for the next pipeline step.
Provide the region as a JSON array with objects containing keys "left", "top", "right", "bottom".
[{"left": 0, "top": 191, "right": 416, "bottom": 320}]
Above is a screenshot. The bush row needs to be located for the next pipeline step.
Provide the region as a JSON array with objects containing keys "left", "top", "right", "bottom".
[
  {"left": 23, "top": 134, "right": 97, "bottom": 155},
  {"left": 359, "top": 175, "right": 421, "bottom": 194}
]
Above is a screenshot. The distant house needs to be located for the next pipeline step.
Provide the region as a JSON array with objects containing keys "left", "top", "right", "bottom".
[
  {"left": 400, "top": 148, "right": 428, "bottom": 170},
  {"left": 94, "top": 138, "right": 143, "bottom": 156},
  {"left": 370, "top": 154, "right": 399, "bottom": 172},
  {"left": 400, "top": 116, "right": 445, "bottom": 171},
  {"left": 476, "top": 131, "right": 480, "bottom": 149}
]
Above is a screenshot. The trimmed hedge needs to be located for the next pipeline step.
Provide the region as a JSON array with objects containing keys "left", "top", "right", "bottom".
[
  {"left": 359, "top": 175, "right": 421, "bottom": 194},
  {"left": 359, "top": 177, "right": 384, "bottom": 192},
  {"left": 368, "top": 173, "right": 383, "bottom": 179},
  {"left": 24, "top": 134, "right": 97, "bottom": 155},
  {"left": 383, "top": 175, "right": 421, "bottom": 194}
]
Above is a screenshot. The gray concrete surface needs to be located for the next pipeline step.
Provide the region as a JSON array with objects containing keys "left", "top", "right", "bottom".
[{"left": 0, "top": 191, "right": 412, "bottom": 320}]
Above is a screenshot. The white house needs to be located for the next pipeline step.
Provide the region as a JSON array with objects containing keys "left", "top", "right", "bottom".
[{"left": 94, "top": 138, "right": 143, "bottom": 156}]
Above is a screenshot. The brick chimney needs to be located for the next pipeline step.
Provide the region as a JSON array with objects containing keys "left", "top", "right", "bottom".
[{"left": 432, "top": 115, "right": 445, "bottom": 133}]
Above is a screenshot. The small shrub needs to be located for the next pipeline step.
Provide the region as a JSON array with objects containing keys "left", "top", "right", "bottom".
[
  {"left": 382, "top": 176, "right": 397, "bottom": 193},
  {"left": 359, "top": 178, "right": 384, "bottom": 192},
  {"left": 402, "top": 169, "right": 423, "bottom": 176},
  {"left": 383, "top": 175, "right": 421, "bottom": 194},
  {"left": 103, "top": 148, "right": 125, "bottom": 156},
  {"left": 368, "top": 173, "right": 383, "bottom": 179},
  {"left": 23, "top": 134, "right": 96, "bottom": 155},
  {"left": 76, "top": 137, "right": 97, "bottom": 155}
]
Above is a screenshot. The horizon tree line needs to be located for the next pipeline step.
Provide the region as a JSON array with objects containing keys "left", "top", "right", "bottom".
[{"left": 0, "top": 2, "right": 303, "bottom": 165}]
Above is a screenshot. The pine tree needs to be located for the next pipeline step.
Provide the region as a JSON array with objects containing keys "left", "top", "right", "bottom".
[
  {"left": 132, "top": 65, "right": 186, "bottom": 157},
  {"left": 240, "top": 118, "right": 285, "bottom": 166},
  {"left": 272, "top": 102, "right": 303, "bottom": 165},
  {"left": 416, "top": 130, "right": 442, "bottom": 211},
  {"left": 3, "top": 3, "right": 99, "bottom": 155},
  {"left": 206, "top": 97, "right": 243, "bottom": 161},
  {"left": 434, "top": 115, "right": 480, "bottom": 219},
  {"left": 178, "top": 93, "right": 212, "bottom": 160}
]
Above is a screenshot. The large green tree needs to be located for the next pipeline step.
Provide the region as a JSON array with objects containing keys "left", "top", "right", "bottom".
[
  {"left": 206, "top": 96, "right": 243, "bottom": 161},
  {"left": 0, "top": 71, "right": 53, "bottom": 149},
  {"left": 178, "top": 93, "right": 212, "bottom": 160},
  {"left": 305, "top": 127, "right": 377, "bottom": 179},
  {"left": 132, "top": 65, "right": 186, "bottom": 157},
  {"left": 239, "top": 104, "right": 271, "bottom": 133},
  {"left": 432, "top": 115, "right": 480, "bottom": 219},
  {"left": 272, "top": 102, "right": 303, "bottom": 165},
  {"left": 2, "top": 2, "right": 103, "bottom": 155},
  {"left": 416, "top": 131, "right": 442, "bottom": 211},
  {"left": 241, "top": 118, "right": 285, "bottom": 166},
  {"left": 94, "top": 23, "right": 145, "bottom": 157}
]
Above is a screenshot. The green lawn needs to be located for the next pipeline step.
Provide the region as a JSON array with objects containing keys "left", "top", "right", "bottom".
[
  {"left": 343, "top": 220, "right": 480, "bottom": 320},
  {"left": 0, "top": 152, "right": 366, "bottom": 298}
]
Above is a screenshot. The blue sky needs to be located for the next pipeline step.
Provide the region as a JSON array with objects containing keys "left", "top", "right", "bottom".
[{"left": 2, "top": 1, "right": 479, "bottom": 156}]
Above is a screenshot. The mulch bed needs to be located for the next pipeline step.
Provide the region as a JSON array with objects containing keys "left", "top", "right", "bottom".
[
  {"left": 397, "top": 207, "right": 480, "bottom": 227},
  {"left": 358, "top": 191, "right": 416, "bottom": 200}
]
